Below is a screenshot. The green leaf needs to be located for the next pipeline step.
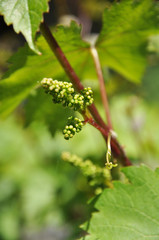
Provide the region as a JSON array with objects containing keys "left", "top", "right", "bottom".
[
  {"left": 24, "top": 88, "right": 73, "bottom": 135},
  {"left": 142, "top": 65, "right": 159, "bottom": 104},
  {"left": 82, "top": 165, "right": 159, "bottom": 240},
  {"left": 0, "top": 0, "right": 49, "bottom": 52},
  {"left": 0, "top": 41, "right": 63, "bottom": 118},
  {"left": 0, "top": 22, "right": 95, "bottom": 118},
  {"left": 53, "top": 21, "right": 95, "bottom": 79},
  {"left": 96, "top": 0, "right": 159, "bottom": 82},
  {"left": 148, "top": 35, "right": 159, "bottom": 54}
]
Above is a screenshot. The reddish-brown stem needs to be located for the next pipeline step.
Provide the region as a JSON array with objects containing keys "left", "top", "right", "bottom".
[
  {"left": 91, "top": 47, "right": 113, "bottom": 129},
  {"left": 40, "top": 23, "right": 83, "bottom": 91},
  {"left": 84, "top": 116, "right": 131, "bottom": 166},
  {"left": 40, "top": 22, "right": 132, "bottom": 166},
  {"left": 84, "top": 116, "right": 108, "bottom": 137},
  {"left": 40, "top": 22, "right": 108, "bottom": 132}
]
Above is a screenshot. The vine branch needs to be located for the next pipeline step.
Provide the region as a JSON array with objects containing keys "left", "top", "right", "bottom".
[
  {"left": 91, "top": 47, "right": 113, "bottom": 129},
  {"left": 84, "top": 116, "right": 131, "bottom": 167},
  {"left": 40, "top": 22, "right": 132, "bottom": 166}
]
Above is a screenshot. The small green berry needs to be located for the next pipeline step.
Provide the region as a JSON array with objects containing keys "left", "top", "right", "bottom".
[
  {"left": 63, "top": 117, "right": 84, "bottom": 140},
  {"left": 41, "top": 78, "right": 94, "bottom": 113}
]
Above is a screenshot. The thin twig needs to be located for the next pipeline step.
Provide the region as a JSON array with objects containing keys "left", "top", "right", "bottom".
[
  {"left": 40, "top": 22, "right": 132, "bottom": 166},
  {"left": 91, "top": 47, "right": 113, "bottom": 129}
]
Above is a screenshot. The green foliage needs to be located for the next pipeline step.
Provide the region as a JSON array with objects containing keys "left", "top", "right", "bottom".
[
  {"left": 0, "top": 23, "right": 93, "bottom": 118},
  {"left": 0, "top": 117, "right": 90, "bottom": 240},
  {"left": 148, "top": 35, "right": 159, "bottom": 54},
  {"left": 110, "top": 95, "right": 159, "bottom": 164},
  {"left": 1, "top": 1, "right": 159, "bottom": 239},
  {"left": 0, "top": 0, "right": 49, "bottom": 52},
  {"left": 96, "top": 0, "right": 159, "bottom": 82},
  {"left": 62, "top": 152, "right": 111, "bottom": 193},
  {"left": 82, "top": 165, "right": 159, "bottom": 240},
  {"left": 0, "top": 38, "right": 62, "bottom": 118},
  {"left": 1, "top": 0, "right": 159, "bottom": 118},
  {"left": 24, "top": 88, "right": 73, "bottom": 136},
  {"left": 142, "top": 65, "right": 159, "bottom": 104}
]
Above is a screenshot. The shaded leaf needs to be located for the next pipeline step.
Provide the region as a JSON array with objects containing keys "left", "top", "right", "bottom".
[{"left": 24, "top": 88, "right": 73, "bottom": 135}]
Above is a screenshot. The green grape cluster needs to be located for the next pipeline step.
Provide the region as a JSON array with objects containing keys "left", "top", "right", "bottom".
[
  {"left": 63, "top": 117, "right": 84, "bottom": 140},
  {"left": 81, "top": 87, "right": 94, "bottom": 108},
  {"left": 41, "top": 78, "right": 94, "bottom": 111},
  {"left": 41, "top": 78, "right": 74, "bottom": 105},
  {"left": 70, "top": 87, "right": 94, "bottom": 111}
]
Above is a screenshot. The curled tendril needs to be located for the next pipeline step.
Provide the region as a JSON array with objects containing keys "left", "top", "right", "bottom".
[{"left": 105, "top": 131, "right": 118, "bottom": 170}]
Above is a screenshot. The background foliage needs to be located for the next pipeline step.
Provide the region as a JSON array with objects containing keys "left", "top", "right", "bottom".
[{"left": 0, "top": 0, "right": 159, "bottom": 239}]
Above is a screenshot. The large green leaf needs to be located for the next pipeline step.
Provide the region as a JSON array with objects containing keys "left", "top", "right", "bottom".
[
  {"left": 1, "top": 1, "right": 159, "bottom": 118},
  {"left": 0, "top": 0, "right": 49, "bottom": 52},
  {"left": 0, "top": 22, "right": 95, "bottom": 118},
  {"left": 0, "top": 41, "right": 62, "bottom": 118},
  {"left": 96, "top": 0, "right": 159, "bottom": 82},
  {"left": 82, "top": 165, "right": 159, "bottom": 240},
  {"left": 142, "top": 65, "right": 159, "bottom": 104},
  {"left": 24, "top": 88, "right": 73, "bottom": 135}
]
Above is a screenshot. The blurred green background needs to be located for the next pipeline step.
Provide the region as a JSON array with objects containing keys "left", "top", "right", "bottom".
[{"left": 0, "top": 0, "right": 159, "bottom": 239}]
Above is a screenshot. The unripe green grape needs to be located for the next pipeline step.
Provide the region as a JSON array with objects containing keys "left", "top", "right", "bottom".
[
  {"left": 41, "top": 78, "right": 94, "bottom": 112},
  {"left": 63, "top": 116, "right": 84, "bottom": 140}
]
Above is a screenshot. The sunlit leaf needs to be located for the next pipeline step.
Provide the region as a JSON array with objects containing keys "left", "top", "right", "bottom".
[
  {"left": 0, "top": 22, "right": 95, "bottom": 118},
  {"left": 0, "top": 0, "right": 49, "bottom": 52},
  {"left": 82, "top": 165, "right": 159, "bottom": 239},
  {"left": 96, "top": 0, "right": 159, "bottom": 82}
]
